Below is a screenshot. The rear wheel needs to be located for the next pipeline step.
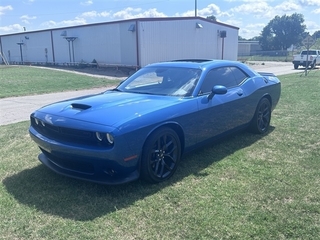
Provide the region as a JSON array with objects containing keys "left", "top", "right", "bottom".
[
  {"left": 141, "top": 127, "right": 181, "bottom": 183},
  {"left": 294, "top": 64, "right": 299, "bottom": 69},
  {"left": 250, "top": 98, "right": 271, "bottom": 134}
]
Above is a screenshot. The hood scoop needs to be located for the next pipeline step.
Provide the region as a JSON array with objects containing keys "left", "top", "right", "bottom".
[{"left": 71, "top": 103, "right": 92, "bottom": 110}]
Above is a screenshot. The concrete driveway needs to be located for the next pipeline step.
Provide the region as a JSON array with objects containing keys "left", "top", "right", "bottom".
[
  {"left": 0, "top": 61, "right": 302, "bottom": 126},
  {"left": 0, "top": 88, "right": 107, "bottom": 126}
]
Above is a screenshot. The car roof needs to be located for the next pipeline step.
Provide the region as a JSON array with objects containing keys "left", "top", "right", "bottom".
[{"left": 146, "top": 59, "right": 244, "bottom": 70}]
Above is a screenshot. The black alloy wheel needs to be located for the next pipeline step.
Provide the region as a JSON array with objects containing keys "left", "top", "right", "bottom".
[
  {"left": 141, "top": 127, "right": 181, "bottom": 183},
  {"left": 250, "top": 98, "right": 271, "bottom": 134}
]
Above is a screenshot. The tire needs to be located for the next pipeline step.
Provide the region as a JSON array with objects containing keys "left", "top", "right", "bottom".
[
  {"left": 249, "top": 98, "right": 271, "bottom": 134},
  {"left": 294, "top": 64, "right": 299, "bottom": 69},
  {"left": 141, "top": 127, "right": 181, "bottom": 183}
]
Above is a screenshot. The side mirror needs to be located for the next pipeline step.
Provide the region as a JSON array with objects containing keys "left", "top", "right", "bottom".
[{"left": 208, "top": 85, "right": 227, "bottom": 100}]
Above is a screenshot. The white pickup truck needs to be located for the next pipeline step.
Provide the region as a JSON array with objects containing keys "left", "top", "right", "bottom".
[{"left": 292, "top": 49, "right": 320, "bottom": 69}]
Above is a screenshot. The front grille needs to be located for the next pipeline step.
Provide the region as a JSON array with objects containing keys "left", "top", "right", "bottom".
[
  {"left": 41, "top": 148, "right": 95, "bottom": 174},
  {"left": 31, "top": 116, "right": 111, "bottom": 148}
]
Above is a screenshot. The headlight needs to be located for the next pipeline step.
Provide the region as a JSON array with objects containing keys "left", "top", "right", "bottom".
[
  {"left": 95, "top": 132, "right": 114, "bottom": 145},
  {"left": 106, "top": 133, "right": 114, "bottom": 144},
  {"left": 33, "top": 117, "right": 45, "bottom": 127},
  {"left": 95, "top": 132, "right": 103, "bottom": 141}
]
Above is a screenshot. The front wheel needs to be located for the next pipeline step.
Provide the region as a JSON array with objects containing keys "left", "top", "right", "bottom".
[
  {"left": 141, "top": 127, "right": 181, "bottom": 183},
  {"left": 249, "top": 98, "right": 271, "bottom": 134},
  {"left": 294, "top": 64, "right": 299, "bottom": 69}
]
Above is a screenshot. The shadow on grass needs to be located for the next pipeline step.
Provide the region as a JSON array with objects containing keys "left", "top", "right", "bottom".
[{"left": 3, "top": 127, "right": 274, "bottom": 221}]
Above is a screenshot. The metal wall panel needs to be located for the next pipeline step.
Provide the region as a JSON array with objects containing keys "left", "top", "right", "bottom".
[
  {"left": 51, "top": 22, "right": 137, "bottom": 66},
  {"left": 0, "top": 21, "right": 138, "bottom": 66},
  {"left": 0, "top": 17, "right": 237, "bottom": 67},
  {"left": 0, "top": 31, "right": 52, "bottom": 63},
  {"left": 138, "top": 19, "right": 238, "bottom": 66},
  {"left": 217, "top": 26, "right": 238, "bottom": 60}
]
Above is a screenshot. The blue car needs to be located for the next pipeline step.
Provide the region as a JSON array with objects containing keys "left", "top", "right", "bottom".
[{"left": 29, "top": 60, "right": 281, "bottom": 184}]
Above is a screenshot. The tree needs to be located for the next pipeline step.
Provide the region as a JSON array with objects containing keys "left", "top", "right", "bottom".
[
  {"left": 238, "top": 36, "right": 247, "bottom": 40},
  {"left": 312, "top": 30, "right": 320, "bottom": 39},
  {"left": 249, "top": 36, "right": 261, "bottom": 41},
  {"left": 259, "top": 13, "right": 306, "bottom": 50},
  {"left": 206, "top": 15, "right": 216, "bottom": 21}
]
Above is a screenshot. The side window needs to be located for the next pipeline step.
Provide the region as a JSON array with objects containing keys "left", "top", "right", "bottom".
[
  {"left": 200, "top": 67, "right": 237, "bottom": 94},
  {"left": 230, "top": 67, "right": 249, "bottom": 85}
]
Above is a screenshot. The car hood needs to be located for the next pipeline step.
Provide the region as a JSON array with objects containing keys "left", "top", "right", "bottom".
[{"left": 36, "top": 91, "right": 183, "bottom": 127}]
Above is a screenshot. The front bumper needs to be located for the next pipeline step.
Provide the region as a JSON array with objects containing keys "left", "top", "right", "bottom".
[
  {"left": 292, "top": 60, "right": 314, "bottom": 67},
  {"left": 29, "top": 126, "right": 140, "bottom": 185}
]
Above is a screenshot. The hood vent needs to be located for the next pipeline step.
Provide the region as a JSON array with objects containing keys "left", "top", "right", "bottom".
[{"left": 71, "top": 103, "right": 91, "bottom": 110}]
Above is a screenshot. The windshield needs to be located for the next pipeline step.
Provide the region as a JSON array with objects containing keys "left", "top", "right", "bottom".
[{"left": 117, "top": 66, "right": 201, "bottom": 97}]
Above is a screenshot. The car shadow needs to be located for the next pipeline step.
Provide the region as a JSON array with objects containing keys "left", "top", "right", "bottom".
[{"left": 3, "top": 127, "right": 274, "bottom": 221}]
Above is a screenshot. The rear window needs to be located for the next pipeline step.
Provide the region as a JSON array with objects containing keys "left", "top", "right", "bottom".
[{"left": 301, "top": 51, "right": 317, "bottom": 55}]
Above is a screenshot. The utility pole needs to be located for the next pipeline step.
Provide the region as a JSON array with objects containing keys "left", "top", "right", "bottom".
[
  {"left": 302, "top": 35, "right": 315, "bottom": 76},
  {"left": 195, "top": 0, "right": 197, "bottom": 17}
]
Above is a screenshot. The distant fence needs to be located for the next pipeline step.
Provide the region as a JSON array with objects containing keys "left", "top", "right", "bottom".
[{"left": 238, "top": 50, "right": 297, "bottom": 62}]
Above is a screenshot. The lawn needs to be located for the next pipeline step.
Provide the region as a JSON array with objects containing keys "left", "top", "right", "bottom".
[
  {"left": 0, "top": 65, "right": 122, "bottom": 98},
  {"left": 0, "top": 69, "right": 319, "bottom": 239}
]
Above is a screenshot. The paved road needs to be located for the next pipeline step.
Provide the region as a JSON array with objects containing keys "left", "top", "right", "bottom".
[
  {"left": 0, "top": 88, "right": 107, "bottom": 126},
  {"left": 246, "top": 61, "right": 305, "bottom": 76},
  {"left": 0, "top": 61, "right": 303, "bottom": 126}
]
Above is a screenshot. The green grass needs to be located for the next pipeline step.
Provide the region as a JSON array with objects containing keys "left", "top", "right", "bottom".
[
  {"left": 0, "top": 66, "right": 121, "bottom": 98},
  {"left": 0, "top": 70, "right": 319, "bottom": 239}
]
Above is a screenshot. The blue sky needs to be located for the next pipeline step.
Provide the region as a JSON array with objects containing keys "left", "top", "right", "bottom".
[{"left": 0, "top": 0, "right": 319, "bottom": 38}]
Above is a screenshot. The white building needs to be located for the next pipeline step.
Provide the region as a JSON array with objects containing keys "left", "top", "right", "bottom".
[{"left": 0, "top": 17, "right": 239, "bottom": 67}]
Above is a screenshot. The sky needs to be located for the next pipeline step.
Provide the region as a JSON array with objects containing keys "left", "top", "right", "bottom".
[{"left": 0, "top": 0, "right": 319, "bottom": 39}]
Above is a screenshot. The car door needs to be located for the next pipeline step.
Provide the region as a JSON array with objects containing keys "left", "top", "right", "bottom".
[{"left": 192, "top": 66, "right": 250, "bottom": 143}]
